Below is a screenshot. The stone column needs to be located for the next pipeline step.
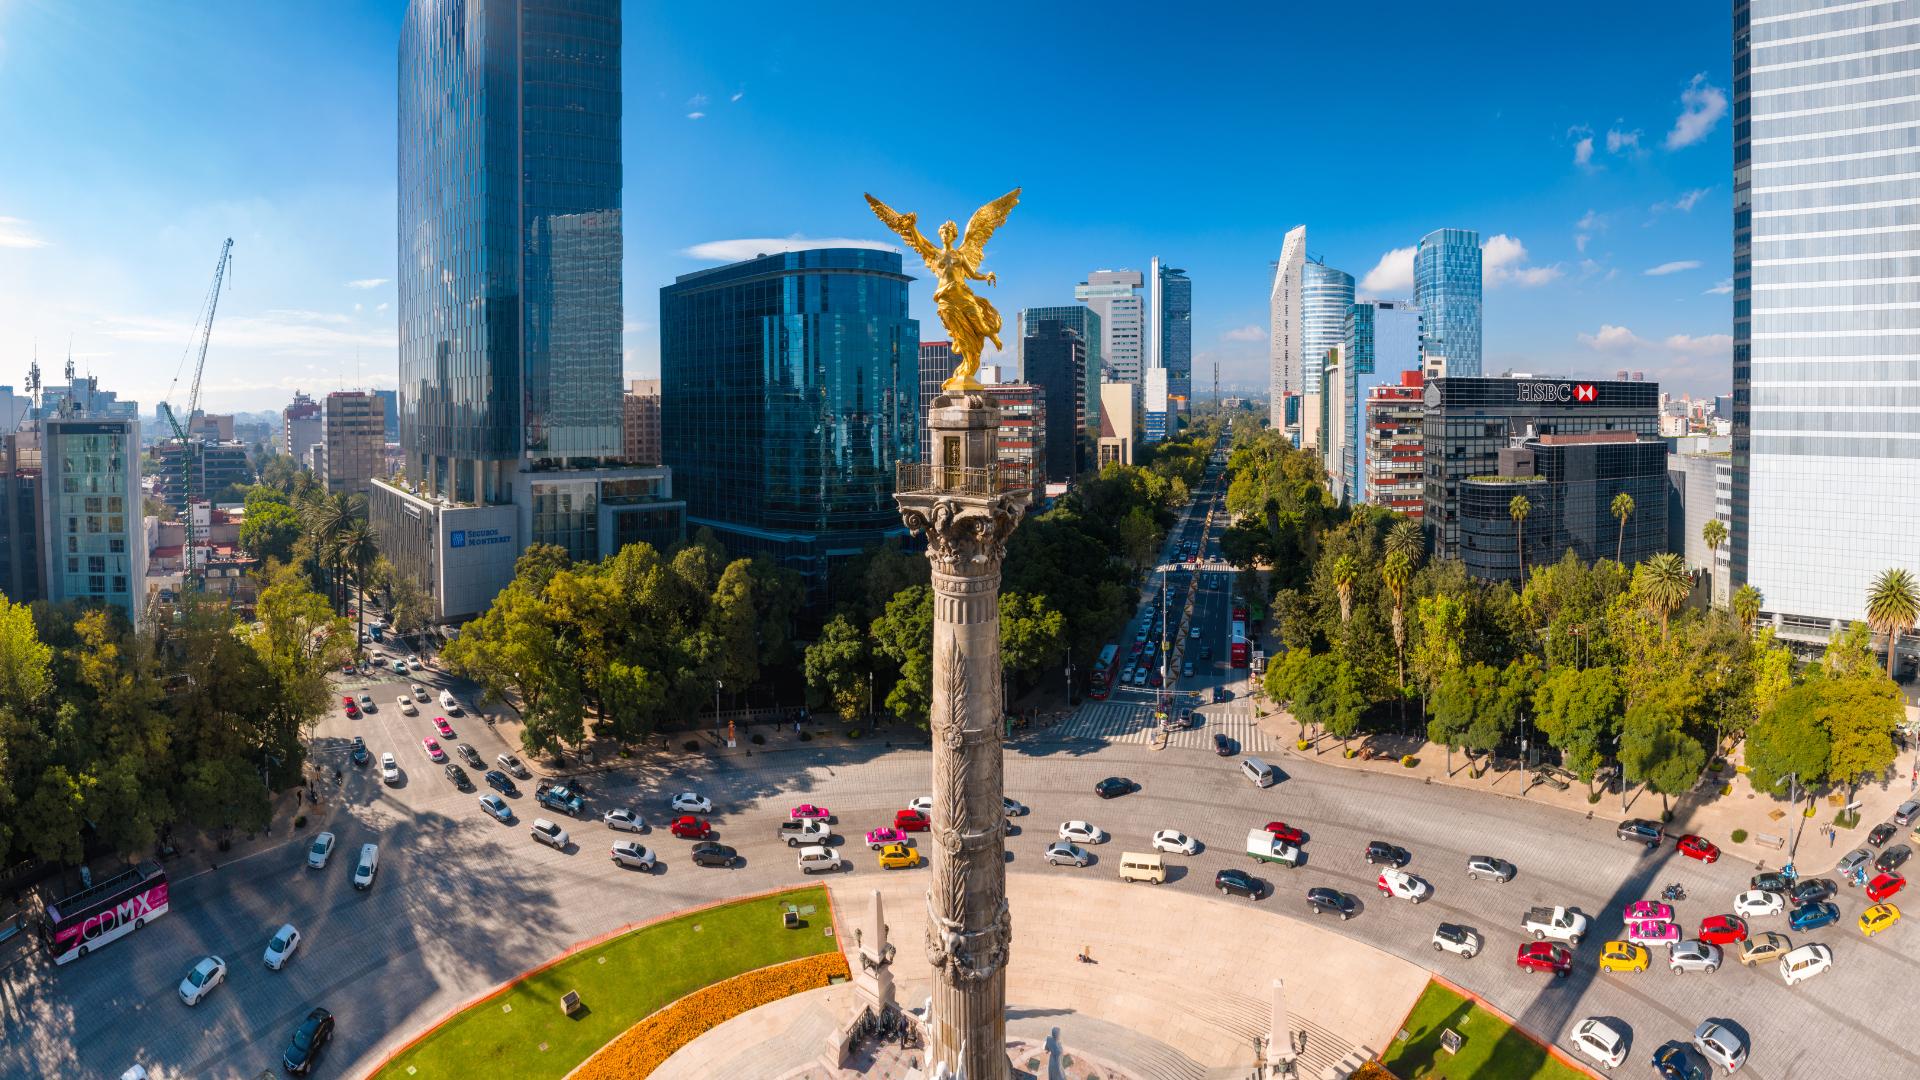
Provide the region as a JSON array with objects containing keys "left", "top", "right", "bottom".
[{"left": 897, "top": 393, "right": 1026, "bottom": 1080}]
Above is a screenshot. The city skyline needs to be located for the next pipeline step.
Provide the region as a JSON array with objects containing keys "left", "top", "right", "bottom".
[{"left": 0, "top": 2, "right": 1733, "bottom": 411}]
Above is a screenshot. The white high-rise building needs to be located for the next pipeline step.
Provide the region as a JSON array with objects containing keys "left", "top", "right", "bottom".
[
  {"left": 1301, "top": 260, "right": 1354, "bottom": 396},
  {"left": 1076, "top": 270, "right": 1146, "bottom": 385},
  {"left": 1268, "top": 226, "right": 1307, "bottom": 433},
  {"left": 1733, "top": 0, "right": 1920, "bottom": 645}
]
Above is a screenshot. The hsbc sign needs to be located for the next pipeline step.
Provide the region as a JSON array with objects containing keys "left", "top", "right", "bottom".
[{"left": 1515, "top": 382, "right": 1598, "bottom": 403}]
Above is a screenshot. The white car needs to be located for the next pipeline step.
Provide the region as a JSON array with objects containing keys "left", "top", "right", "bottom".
[
  {"left": 478, "top": 793, "right": 513, "bottom": 822},
  {"left": 1779, "top": 942, "right": 1833, "bottom": 986},
  {"left": 439, "top": 690, "right": 461, "bottom": 714},
  {"left": 306, "top": 831, "right": 336, "bottom": 870},
  {"left": 357, "top": 694, "right": 375, "bottom": 713},
  {"left": 380, "top": 752, "right": 400, "bottom": 784},
  {"left": 1377, "top": 868, "right": 1432, "bottom": 903},
  {"left": 1692, "top": 1021, "right": 1748, "bottom": 1072},
  {"left": 603, "top": 808, "right": 645, "bottom": 833},
  {"left": 909, "top": 796, "right": 934, "bottom": 815},
  {"left": 1058, "top": 820, "right": 1104, "bottom": 844},
  {"left": 611, "top": 841, "right": 656, "bottom": 870},
  {"left": 1570, "top": 1018, "right": 1628, "bottom": 1070},
  {"left": 177, "top": 955, "right": 226, "bottom": 1005},
  {"left": 670, "top": 792, "right": 712, "bottom": 814},
  {"left": 263, "top": 924, "right": 301, "bottom": 970},
  {"left": 1431, "top": 923, "right": 1481, "bottom": 959},
  {"left": 531, "top": 818, "right": 570, "bottom": 850},
  {"left": 1733, "top": 889, "right": 1784, "bottom": 919},
  {"left": 1044, "top": 841, "right": 1090, "bottom": 867},
  {"left": 1150, "top": 830, "right": 1198, "bottom": 856},
  {"left": 392, "top": 659, "right": 408, "bottom": 673},
  {"left": 398, "top": 696, "right": 418, "bottom": 716},
  {"left": 412, "top": 684, "right": 429, "bottom": 700},
  {"left": 352, "top": 843, "right": 379, "bottom": 890}
]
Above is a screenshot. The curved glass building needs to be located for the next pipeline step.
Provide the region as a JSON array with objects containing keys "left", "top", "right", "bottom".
[
  {"left": 1300, "top": 260, "right": 1354, "bottom": 394},
  {"left": 1414, "top": 228, "right": 1483, "bottom": 377}
]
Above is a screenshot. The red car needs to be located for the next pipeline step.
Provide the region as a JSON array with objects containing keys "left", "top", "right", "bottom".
[
  {"left": 1677, "top": 834, "right": 1720, "bottom": 863},
  {"left": 895, "top": 809, "right": 930, "bottom": 832},
  {"left": 1698, "top": 914, "right": 1747, "bottom": 945},
  {"left": 669, "top": 815, "right": 712, "bottom": 840},
  {"left": 345, "top": 704, "right": 359, "bottom": 719},
  {"left": 1515, "top": 941, "right": 1572, "bottom": 977},
  {"left": 342, "top": 696, "right": 356, "bottom": 708},
  {"left": 1265, "top": 822, "right": 1306, "bottom": 845},
  {"left": 1867, "top": 871, "right": 1906, "bottom": 903}
]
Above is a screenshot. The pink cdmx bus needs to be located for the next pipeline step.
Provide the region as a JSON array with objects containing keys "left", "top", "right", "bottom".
[{"left": 41, "top": 861, "right": 169, "bottom": 965}]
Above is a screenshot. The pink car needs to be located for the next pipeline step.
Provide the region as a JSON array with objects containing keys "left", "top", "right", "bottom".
[
  {"left": 435, "top": 717, "right": 455, "bottom": 738},
  {"left": 866, "top": 826, "right": 907, "bottom": 850},
  {"left": 422, "top": 737, "right": 447, "bottom": 763},
  {"left": 790, "top": 804, "right": 832, "bottom": 822},
  {"left": 1626, "top": 919, "right": 1680, "bottom": 946},
  {"left": 1622, "top": 900, "right": 1673, "bottom": 922}
]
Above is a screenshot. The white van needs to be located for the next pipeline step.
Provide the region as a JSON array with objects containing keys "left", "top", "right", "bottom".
[
  {"left": 797, "top": 845, "right": 844, "bottom": 875},
  {"left": 353, "top": 844, "right": 380, "bottom": 890},
  {"left": 439, "top": 690, "right": 461, "bottom": 714},
  {"left": 1117, "top": 851, "right": 1166, "bottom": 884},
  {"left": 1241, "top": 757, "right": 1277, "bottom": 788}
]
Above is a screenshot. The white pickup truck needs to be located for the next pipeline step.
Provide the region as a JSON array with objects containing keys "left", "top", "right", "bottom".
[
  {"left": 1245, "top": 829, "right": 1302, "bottom": 868},
  {"left": 1522, "top": 906, "right": 1588, "bottom": 945}
]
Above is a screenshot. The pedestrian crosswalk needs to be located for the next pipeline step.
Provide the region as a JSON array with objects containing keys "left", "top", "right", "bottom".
[{"left": 1045, "top": 700, "right": 1277, "bottom": 753}]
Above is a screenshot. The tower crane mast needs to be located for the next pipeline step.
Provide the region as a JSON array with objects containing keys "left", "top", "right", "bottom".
[{"left": 159, "top": 237, "right": 234, "bottom": 593}]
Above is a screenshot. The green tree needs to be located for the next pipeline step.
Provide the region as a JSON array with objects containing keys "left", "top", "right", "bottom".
[
  {"left": 1409, "top": 593, "right": 1468, "bottom": 697},
  {"left": 1532, "top": 664, "right": 1623, "bottom": 788},
  {"left": 444, "top": 580, "right": 582, "bottom": 757},
  {"left": 1117, "top": 506, "right": 1161, "bottom": 572},
  {"left": 1380, "top": 551, "right": 1413, "bottom": 688},
  {"left": 1732, "top": 584, "right": 1763, "bottom": 636},
  {"left": 1639, "top": 552, "right": 1693, "bottom": 641},
  {"left": 804, "top": 615, "right": 871, "bottom": 722},
  {"left": 869, "top": 586, "right": 935, "bottom": 726},
  {"left": 19, "top": 764, "right": 88, "bottom": 866},
  {"left": 1865, "top": 567, "right": 1920, "bottom": 677},
  {"left": 1610, "top": 492, "right": 1635, "bottom": 563},
  {"left": 1331, "top": 554, "right": 1357, "bottom": 624},
  {"left": 1620, "top": 700, "right": 1707, "bottom": 814},
  {"left": 1509, "top": 493, "right": 1532, "bottom": 583},
  {"left": 1817, "top": 675, "right": 1903, "bottom": 790},
  {"left": 1428, "top": 665, "right": 1478, "bottom": 774},
  {"left": 1744, "top": 684, "right": 1834, "bottom": 797},
  {"left": 238, "top": 500, "right": 302, "bottom": 564},
  {"left": 1385, "top": 518, "right": 1424, "bottom": 567},
  {"left": 1702, "top": 519, "right": 1728, "bottom": 601},
  {"left": 1321, "top": 661, "right": 1368, "bottom": 752},
  {"left": 339, "top": 522, "right": 380, "bottom": 652},
  {"left": 998, "top": 592, "right": 1066, "bottom": 689}
]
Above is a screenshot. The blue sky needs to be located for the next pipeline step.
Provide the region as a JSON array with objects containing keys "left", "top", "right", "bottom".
[{"left": 0, "top": 1, "right": 1734, "bottom": 412}]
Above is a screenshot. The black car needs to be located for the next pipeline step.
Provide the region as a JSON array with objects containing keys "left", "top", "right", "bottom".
[
  {"left": 484, "top": 769, "right": 519, "bottom": 796},
  {"left": 349, "top": 737, "right": 369, "bottom": 767},
  {"left": 1305, "top": 887, "right": 1355, "bottom": 919},
  {"left": 1364, "top": 841, "right": 1410, "bottom": 867},
  {"left": 456, "top": 743, "right": 484, "bottom": 769},
  {"left": 1876, "top": 844, "right": 1911, "bottom": 873},
  {"left": 1213, "top": 733, "right": 1235, "bottom": 757},
  {"left": 444, "top": 763, "right": 473, "bottom": 791},
  {"left": 690, "top": 841, "right": 738, "bottom": 867},
  {"left": 1869, "top": 822, "right": 1897, "bottom": 847},
  {"left": 1215, "top": 867, "right": 1263, "bottom": 899},
  {"left": 1789, "top": 877, "right": 1838, "bottom": 905},
  {"left": 1651, "top": 1044, "right": 1707, "bottom": 1080},
  {"left": 282, "top": 1006, "right": 334, "bottom": 1074},
  {"left": 1094, "top": 777, "right": 1139, "bottom": 799},
  {"left": 1751, "top": 870, "right": 1796, "bottom": 894},
  {"left": 1618, "top": 818, "right": 1664, "bottom": 847}
]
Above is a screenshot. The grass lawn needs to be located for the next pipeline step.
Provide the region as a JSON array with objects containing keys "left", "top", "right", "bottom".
[
  {"left": 372, "top": 886, "right": 837, "bottom": 1079},
  {"left": 1380, "top": 981, "right": 1591, "bottom": 1080}
]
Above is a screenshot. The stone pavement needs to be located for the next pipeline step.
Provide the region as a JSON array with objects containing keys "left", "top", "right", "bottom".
[
  {"left": 1248, "top": 693, "right": 1920, "bottom": 878},
  {"left": 652, "top": 874, "right": 1424, "bottom": 1079}
]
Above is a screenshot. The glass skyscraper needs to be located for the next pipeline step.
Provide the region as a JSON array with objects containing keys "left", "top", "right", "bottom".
[
  {"left": 1075, "top": 270, "right": 1145, "bottom": 383},
  {"left": 1151, "top": 259, "right": 1191, "bottom": 411},
  {"left": 1300, "top": 260, "right": 1354, "bottom": 394},
  {"left": 397, "top": 0, "right": 623, "bottom": 505},
  {"left": 1414, "top": 227, "right": 1483, "bottom": 377},
  {"left": 1733, "top": 0, "right": 1920, "bottom": 634},
  {"left": 660, "top": 249, "right": 919, "bottom": 589},
  {"left": 1017, "top": 306, "right": 1101, "bottom": 440}
]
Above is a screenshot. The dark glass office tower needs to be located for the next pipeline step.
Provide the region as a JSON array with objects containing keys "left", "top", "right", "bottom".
[
  {"left": 1023, "top": 320, "right": 1085, "bottom": 481},
  {"left": 660, "top": 249, "right": 919, "bottom": 590},
  {"left": 398, "top": 0, "right": 623, "bottom": 504},
  {"left": 1155, "top": 261, "right": 1191, "bottom": 410}
]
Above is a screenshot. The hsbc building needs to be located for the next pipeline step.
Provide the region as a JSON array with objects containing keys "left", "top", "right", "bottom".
[{"left": 1421, "top": 375, "right": 1661, "bottom": 559}]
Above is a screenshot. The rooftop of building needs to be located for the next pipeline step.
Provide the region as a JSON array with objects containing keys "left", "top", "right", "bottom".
[{"left": 668, "top": 247, "right": 907, "bottom": 287}]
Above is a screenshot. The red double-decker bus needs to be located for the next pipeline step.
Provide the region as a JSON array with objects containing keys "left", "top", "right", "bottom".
[
  {"left": 1230, "top": 621, "right": 1249, "bottom": 668},
  {"left": 41, "top": 861, "right": 169, "bottom": 965},
  {"left": 1088, "top": 643, "right": 1120, "bottom": 699},
  {"left": 1231, "top": 595, "right": 1248, "bottom": 622}
]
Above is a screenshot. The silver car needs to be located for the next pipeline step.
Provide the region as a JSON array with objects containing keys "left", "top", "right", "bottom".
[
  {"left": 1044, "top": 841, "right": 1090, "bottom": 867},
  {"left": 1669, "top": 939, "right": 1721, "bottom": 973},
  {"left": 1692, "top": 1021, "right": 1748, "bottom": 1072},
  {"left": 1897, "top": 800, "right": 1920, "bottom": 827},
  {"left": 1466, "top": 855, "right": 1516, "bottom": 882},
  {"left": 1838, "top": 847, "right": 1873, "bottom": 880},
  {"left": 610, "top": 841, "right": 655, "bottom": 870}
]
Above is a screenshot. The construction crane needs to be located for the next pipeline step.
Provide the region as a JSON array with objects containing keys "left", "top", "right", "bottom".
[{"left": 159, "top": 237, "right": 234, "bottom": 593}]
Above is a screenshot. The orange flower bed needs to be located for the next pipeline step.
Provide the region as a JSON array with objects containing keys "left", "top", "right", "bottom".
[{"left": 572, "top": 952, "right": 851, "bottom": 1079}]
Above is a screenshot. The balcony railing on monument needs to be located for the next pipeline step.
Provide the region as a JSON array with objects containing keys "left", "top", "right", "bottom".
[{"left": 895, "top": 462, "right": 1028, "bottom": 498}]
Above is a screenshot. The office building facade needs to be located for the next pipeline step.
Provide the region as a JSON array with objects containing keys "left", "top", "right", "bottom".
[
  {"left": 1074, "top": 270, "right": 1145, "bottom": 384},
  {"left": 623, "top": 378, "right": 661, "bottom": 465},
  {"left": 150, "top": 439, "right": 251, "bottom": 510},
  {"left": 1333, "top": 300, "right": 1421, "bottom": 503},
  {"left": 0, "top": 433, "right": 42, "bottom": 604},
  {"left": 322, "top": 391, "right": 386, "bottom": 496},
  {"left": 281, "top": 391, "right": 322, "bottom": 461},
  {"left": 1098, "top": 380, "right": 1136, "bottom": 468},
  {"left": 1363, "top": 370, "right": 1426, "bottom": 518},
  {"left": 1016, "top": 306, "right": 1101, "bottom": 441},
  {"left": 1414, "top": 228, "right": 1482, "bottom": 377},
  {"left": 1143, "top": 367, "right": 1169, "bottom": 445},
  {"left": 39, "top": 417, "right": 145, "bottom": 627},
  {"left": 1459, "top": 432, "right": 1669, "bottom": 584},
  {"left": 1021, "top": 319, "right": 1086, "bottom": 479},
  {"left": 1669, "top": 448, "right": 1733, "bottom": 608},
  {"left": 917, "top": 341, "right": 952, "bottom": 466},
  {"left": 1268, "top": 225, "right": 1307, "bottom": 432},
  {"left": 1423, "top": 375, "right": 1662, "bottom": 559},
  {"left": 980, "top": 383, "right": 1044, "bottom": 503},
  {"left": 1732, "top": 0, "right": 1920, "bottom": 642},
  {"left": 1151, "top": 258, "right": 1191, "bottom": 412},
  {"left": 660, "top": 248, "right": 918, "bottom": 590},
  {"left": 1300, "top": 259, "right": 1354, "bottom": 395}
]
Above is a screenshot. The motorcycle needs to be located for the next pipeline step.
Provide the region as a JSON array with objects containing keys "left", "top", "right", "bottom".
[{"left": 1661, "top": 883, "right": 1687, "bottom": 901}]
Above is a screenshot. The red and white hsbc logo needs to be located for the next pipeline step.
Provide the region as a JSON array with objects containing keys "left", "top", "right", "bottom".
[
  {"left": 1516, "top": 381, "right": 1601, "bottom": 404},
  {"left": 1574, "top": 383, "right": 1597, "bottom": 402}
]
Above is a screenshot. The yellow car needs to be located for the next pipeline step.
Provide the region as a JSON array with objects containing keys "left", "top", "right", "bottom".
[
  {"left": 1860, "top": 902, "right": 1901, "bottom": 937},
  {"left": 877, "top": 842, "right": 920, "bottom": 870},
  {"left": 1597, "top": 940, "right": 1649, "bottom": 973}
]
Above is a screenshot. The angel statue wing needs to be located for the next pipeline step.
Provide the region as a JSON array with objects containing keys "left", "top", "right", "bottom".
[
  {"left": 864, "top": 193, "right": 940, "bottom": 267},
  {"left": 958, "top": 188, "right": 1022, "bottom": 269}
]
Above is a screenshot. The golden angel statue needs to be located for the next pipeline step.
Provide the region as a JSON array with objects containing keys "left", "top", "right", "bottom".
[{"left": 865, "top": 188, "right": 1021, "bottom": 392}]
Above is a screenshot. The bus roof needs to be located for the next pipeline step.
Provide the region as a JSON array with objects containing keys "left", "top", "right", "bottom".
[{"left": 45, "top": 862, "right": 164, "bottom": 926}]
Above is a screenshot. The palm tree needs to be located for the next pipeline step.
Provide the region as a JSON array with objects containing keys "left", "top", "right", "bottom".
[
  {"left": 1386, "top": 519, "right": 1424, "bottom": 567},
  {"left": 1732, "top": 584, "right": 1763, "bottom": 636},
  {"left": 1610, "top": 492, "right": 1635, "bottom": 564},
  {"left": 1509, "top": 493, "right": 1532, "bottom": 584},
  {"left": 339, "top": 523, "right": 381, "bottom": 653},
  {"left": 1332, "top": 554, "right": 1357, "bottom": 624},
  {"left": 1381, "top": 550, "right": 1413, "bottom": 688},
  {"left": 1702, "top": 519, "right": 1728, "bottom": 605},
  {"left": 1866, "top": 568, "right": 1920, "bottom": 677},
  {"left": 1642, "top": 552, "right": 1693, "bottom": 640},
  {"left": 301, "top": 491, "right": 357, "bottom": 612}
]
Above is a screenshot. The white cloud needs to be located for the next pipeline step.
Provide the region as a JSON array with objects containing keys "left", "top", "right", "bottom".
[
  {"left": 96, "top": 310, "right": 394, "bottom": 356},
  {"left": 1575, "top": 234, "right": 1590, "bottom": 253},
  {"left": 686, "top": 111, "right": 706, "bottom": 120},
  {"left": 1579, "top": 324, "right": 1647, "bottom": 351},
  {"left": 1705, "top": 278, "right": 1733, "bottom": 295},
  {"left": 1644, "top": 260, "right": 1702, "bottom": 276},
  {"left": 730, "top": 90, "right": 744, "bottom": 103},
  {"left": 353, "top": 302, "right": 363, "bottom": 313},
  {"left": 1664, "top": 332, "right": 1732, "bottom": 355},
  {"left": 1481, "top": 234, "right": 1563, "bottom": 287},
  {"left": 0, "top": 216, "right": 50, "bottom": 249},
  {"left": 687, "top": 93, "right": 709, "bottom": 108},
  {"left": 1573, "top": 136, "right": 1595, "bottom": 169},
  {"left": 681, "top": 235, "right": 899, "bottom": 262},
  {"left": 1666, "top": 74, "right": 1728, "bottom": 149},
  {"left": 1673, "top": 187, "right": 1709, "bottom": 212},
  {"left": 375, "top": 302, "right": 390, "bottom": 313},
  {"left": 1606, "top": 127, "right": 1641, "bottom": 153},
  {"left": 1576, "top": 209, "right": 1605, "bottom": 232},
  {"left": 344, "top": 277, "right": 389, "bottom": 290},
  {"left": 1358, "top": 246, "right": 1416, "bottom": 294},
  {"left": 1221, "top": 325, "right": 1264, "bottom": 342}
]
